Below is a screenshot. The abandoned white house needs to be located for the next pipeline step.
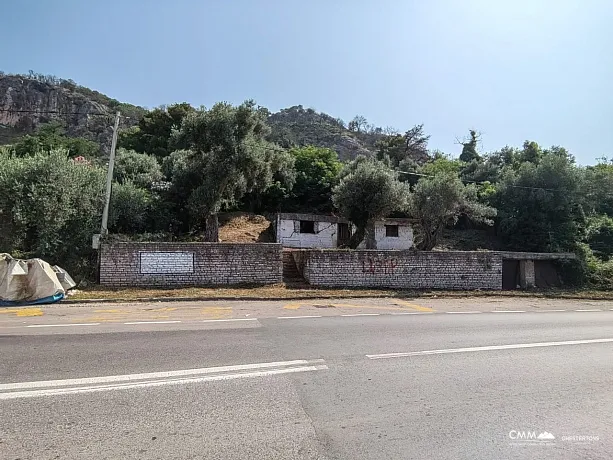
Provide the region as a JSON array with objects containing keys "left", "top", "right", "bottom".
[{"left": 274, "top": 213, "right": 414, "bottom": 249}]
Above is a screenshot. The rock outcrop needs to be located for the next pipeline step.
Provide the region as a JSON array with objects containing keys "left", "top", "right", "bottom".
[{"left": 0, "top": 74, "right": 144, "bottom": 151}]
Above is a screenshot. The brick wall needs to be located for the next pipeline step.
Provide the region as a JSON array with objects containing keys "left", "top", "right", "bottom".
[
  {"left": 296, "top": 250, "right": 504, "bottom": 290},
  {"left": 100, "top": 242, "right": 282, "bottom": 287}
]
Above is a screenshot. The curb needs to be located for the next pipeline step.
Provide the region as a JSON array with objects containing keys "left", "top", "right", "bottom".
[
  {"left": 60, "top": 292, "right": 612, "bottom": 305},
  {"left": 60, "top": 294, "right": 396, "bottom": 305}
]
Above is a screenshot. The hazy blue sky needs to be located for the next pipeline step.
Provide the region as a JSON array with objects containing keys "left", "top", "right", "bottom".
[{"left": 2, "top": 0, "right": 612, "bottom": 163}]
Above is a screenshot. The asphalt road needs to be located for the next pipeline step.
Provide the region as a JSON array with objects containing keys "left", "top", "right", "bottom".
[{"left": 1, "top": 301, "right": 613, "bottom": 459}]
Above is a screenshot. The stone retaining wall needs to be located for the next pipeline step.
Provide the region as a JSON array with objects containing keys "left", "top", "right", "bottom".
[
  {"left": 297, "top": 250, "right": 503, "bottom": 290},
  {"left": 100, "top": 242, "right": 282, "bottom": 287}
]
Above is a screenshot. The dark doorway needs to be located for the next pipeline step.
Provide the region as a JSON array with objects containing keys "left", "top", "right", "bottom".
[
  {"left": 502, "top": 259, "right": 519, "bottom": 290},
  {"left": 535, "top": 260, "right": 561, "bottom": 288},
  {"left": 337, "top": 223, "right": 351, "bottom": 247}
]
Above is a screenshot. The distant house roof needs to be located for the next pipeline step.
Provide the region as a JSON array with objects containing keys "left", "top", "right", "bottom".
[
  {"left": 276, "top": 213, "right": 416, "bottom": 225},
  {"left": 277, "top": 213, "right": 348, "bottom": 224}
]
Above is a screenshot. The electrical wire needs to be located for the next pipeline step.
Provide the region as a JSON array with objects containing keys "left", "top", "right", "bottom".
[{"left": 0, "top": 108, "right": 592, "bottom": 193}]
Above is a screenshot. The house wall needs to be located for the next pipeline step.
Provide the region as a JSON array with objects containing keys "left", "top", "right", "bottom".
[
  {"left": 276, "top": 218, "right": 339, "bottom": 248},
  {"left": 100, "top": 242, "right": 282, "bottom": 287},
  {"left": 357, "top": 223, "right": 414, "bottom": 250}
]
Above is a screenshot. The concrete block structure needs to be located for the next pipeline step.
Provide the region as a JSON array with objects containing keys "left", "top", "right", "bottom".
[{"left": 275, "top": 213, "right": 414, "bottom": 250}]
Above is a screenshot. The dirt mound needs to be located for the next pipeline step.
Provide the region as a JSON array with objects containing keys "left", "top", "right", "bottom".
[{"left": 218, "top": 213, "right": 273, "bottom": 243}]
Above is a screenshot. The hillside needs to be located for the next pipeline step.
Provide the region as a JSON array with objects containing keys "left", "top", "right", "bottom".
[
  {"left": 0, "top": 72, "right": 146, "bottom": 150},
  {"left": 267, "top": 105, "right": 381, "bottom": 160},
  {"left": 0, "top": 73, "right": 385, "bottom": 161}
]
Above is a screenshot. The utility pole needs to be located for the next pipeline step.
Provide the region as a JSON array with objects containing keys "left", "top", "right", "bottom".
[{"left": 100, "top": 111, "right": 121, "bottom": 236}]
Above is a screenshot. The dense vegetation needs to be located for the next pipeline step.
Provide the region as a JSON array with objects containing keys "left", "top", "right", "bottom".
[{"left": 1, "top": 98, "right": 612, "bottom": 289}]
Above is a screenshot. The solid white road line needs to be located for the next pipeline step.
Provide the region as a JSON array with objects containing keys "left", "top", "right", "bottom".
[
  {"left": 341, "top": 313, "right": 380, "bottom": 317},
  {"left": 0, "top": 359, "right": 326, "bottom": 392},
  {"left": 446, "top": 311, "right": 482, "bottom": 314},
  {"left": 539, "top": 309, "right": 567, "bottom": 312},
  {"left": 26, "top": 323, "right": 101, "bottom": 328},
  {"left": 575, "top": 309, "right": 602, "bottom": 312},
  {"left": 492, "top": 310, "right": 526, "bottom": 313},
  {"left": 124, "top": 321, "right": 182, "bottom": 325},
  {"left": 366, "top": 338, "right": 613, "bottom": 359},
  {"left": 201, "top": 318, "right": 258, "bottom": 323},
  {"left": 0, "top": 365, "right": 329, "bottom": 400},
  {"left": 278, "top": 315, "right": 322, "bottom": 319}
]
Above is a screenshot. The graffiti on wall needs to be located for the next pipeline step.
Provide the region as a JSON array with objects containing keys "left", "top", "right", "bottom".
[{"left": 361, "top": 257, "right": 397, "bottom": 275}]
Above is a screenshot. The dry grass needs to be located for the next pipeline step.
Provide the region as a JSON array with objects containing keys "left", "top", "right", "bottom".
[
  {"left": 69, "top": 284, "right": 612, "bottom": 302},
  {"left": 218, "top": 213, "right": 273, "bottom": 243}
]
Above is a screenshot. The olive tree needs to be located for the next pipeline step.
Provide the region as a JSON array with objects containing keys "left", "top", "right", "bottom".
[
  {"left": 332, "top": 157, "right": 410, "bottom": 248},
  {"left": 410, "top": 173, "right": 496, "bottom": 250},
  {"left": 170, "top": 100, "right": 286, "bottom": 240}
]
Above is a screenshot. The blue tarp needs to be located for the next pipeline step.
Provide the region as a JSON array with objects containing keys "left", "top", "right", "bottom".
[{"left": 0, "top": 293, "right": 64, "bottom": 307}]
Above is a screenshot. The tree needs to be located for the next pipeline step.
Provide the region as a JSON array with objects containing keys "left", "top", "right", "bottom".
[
  {"left": 519, "top": 141, "right": 543, "bottom": 164},
  {"left": 409, "top": 173, "right": 496, "bottom": 250},
  {"left": 332, "top": 158, "right": 410, "bottom": 248},
  {"left": 582, "top": 158, "right": 613, "bottom": 216},
  {"left": 119, "top": 103, "right": 195, "bottom": 160},
  {"left": 241, "top": 145, "right": 296, "bottom": 212},
  {"left": 11, "top": 121, "right": 100, "bottom": 158},
  {"left": 495, "top": 152, "right": 583, "bottom": 252},
  {"left": 287, "top": 146, "right": 342, "bottom": 212},
  {"left": 108, "top": 181, "right": 152, "bottom": 234},
  {"left": 459, "top": 130, "right": 480, "bottom": 163},
  {"left": 585, "top": 215, "right": 613, "bottom": 261},
  {"left": 377, "top": 124, "right": 430, "bottom": 166},
  {"left": 0, "top": 149, "right": 105, "bottom": 279},
  {"left": 113, "top": 148, "right": 163, "bottom": 189},
  {"left": 348, "top": 115, "right": 368, "bottom": 133},
  {"left": 169, "top": 100, "right": 282, "bottom": 240}
]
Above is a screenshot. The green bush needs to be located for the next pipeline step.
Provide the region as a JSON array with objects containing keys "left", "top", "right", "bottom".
[
  {"left": 585, "top": 215, "right": 613, "bottom": 261},
  {"left": 114, "top": 148, "right": 163, "bottom": 189},
  {"left": 108, "top": 181, "right": 152, "bottom": 234},
  {"left": 0, "top": 149, "right": 105, "bottom": 280}
]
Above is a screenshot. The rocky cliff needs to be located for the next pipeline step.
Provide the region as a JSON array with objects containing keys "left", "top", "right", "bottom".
[
  {"left": 0, "top": 74, "right": 145, "bottom": 151},
  {"left": 0, "top": 75, "right": 382, "bottom": 160}
]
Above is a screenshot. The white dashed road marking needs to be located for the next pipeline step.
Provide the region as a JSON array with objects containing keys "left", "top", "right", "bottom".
[
  {"left": 278, "top": 315, "right": 322, "bottom": 319},
  {"left": 26, "top": 323, "right": 101, "bottom": 328},
  {"left": 446, "top": 311, "right": 482, "bottom": 314},
  {"left": 341, "top": 313, "right": 380, "bottom": 317},
  {"left": 124, "top": 321, "right": 182, "bottom": 325},
  {"left": 201, "top": 318, "right": 258, "bottom": 323}
]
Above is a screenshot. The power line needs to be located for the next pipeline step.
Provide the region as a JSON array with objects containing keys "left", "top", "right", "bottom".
[
  {"left": 394, "top": 169, "right": 560, "bottom": 192},
  {"left": 0, "top": 108, "right": 112, "bottom": 116},
  {"left": 0, "top": 108, "right": 583, "bottom": 194}
]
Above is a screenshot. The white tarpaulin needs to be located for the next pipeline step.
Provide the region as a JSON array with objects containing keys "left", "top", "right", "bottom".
[{"left": 0, "top": 254, "right": 76, "bottom": 305}]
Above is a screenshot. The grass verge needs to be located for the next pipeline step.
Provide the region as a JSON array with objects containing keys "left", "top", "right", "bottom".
[{"left": 68, "top": 284, "right": 612, "bottom": 302}]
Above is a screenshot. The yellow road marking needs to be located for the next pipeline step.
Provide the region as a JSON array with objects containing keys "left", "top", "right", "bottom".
[
  {"left": 201, "top": 307, "right": 232, "bottom": 319},
  {"left": 284, "top": 302, "right": 411, "bottom": 312},
  {"left": 392, "top": 299, "right": 434, "bottom": 312},
  {"left": 0, "top": 307, "right": 44, "bottom": 317},
  {"left": 329, "top": 303, "right": 406, "bottom": 311}
]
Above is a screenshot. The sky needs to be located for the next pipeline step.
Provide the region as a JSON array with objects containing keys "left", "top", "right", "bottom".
[{"left": 2, "top": 0, "right": 612, "bottom": 164}]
